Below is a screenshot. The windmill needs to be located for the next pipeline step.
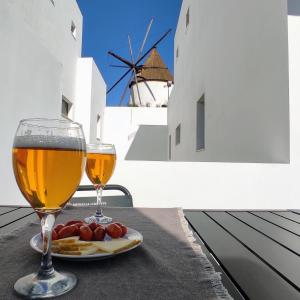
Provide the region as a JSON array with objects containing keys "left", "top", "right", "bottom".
[{"left": 107, "top": 19, "right": 174, "bottom": 107}]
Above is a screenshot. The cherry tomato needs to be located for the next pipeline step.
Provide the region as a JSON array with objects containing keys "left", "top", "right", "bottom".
[
  {"left": 79, "top": 225, "right": 93, "bottom": 241},
  {"left": 58, "top": 225, "right": 77, "bottom": 239},
  {"left": 88, "top": 222, "right": 98, "bottom": 231},
  {"left": 115, "top": 222, "right": 128, "bottom": 237},
  {"left": 65, "top": 220, "right": 83, "bottom": 226},
  {"left": 52, "top": 230, "right": 58, "bottom": 240},
  {"left": 54, "top": 224, "right": 65, "bottom": 233},
  {"left": 93, "top": 226, "right": 106, "bottom": 241},
  {"left": 106, "top": 223, "right": 122, "bottom": 239},
  {"left": 69, "top": 224, "right": 79, "bottom": 235}
]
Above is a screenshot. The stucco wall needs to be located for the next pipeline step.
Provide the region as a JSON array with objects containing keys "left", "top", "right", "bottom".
[
  {"left": 0, "top": 1, "right": 63, "bottom": 206},
  {"left": 102, "top": 107, "right": 168, "bottom": 160},
  {"left": 6, "top": 0, "right": 83, "bottom": 104},
  {"left": 74, "top": 58, "right": 106, "bottom": 143},
  {"left": 168, "top": 0, "right": 290, "bottom": 163},
  {"left": 130, "top": 81, "right": 173, "bottom": 107}
]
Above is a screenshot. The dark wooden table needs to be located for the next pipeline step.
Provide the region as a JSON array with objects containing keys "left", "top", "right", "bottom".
[
  {"left": 185, "top": 210, "right": 300, "bottom": 300},
  {"left": 1, "top": 206, "right": 300, "bottom": 299}
]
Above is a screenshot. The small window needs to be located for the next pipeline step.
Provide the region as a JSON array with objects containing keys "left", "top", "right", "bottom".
[
  {"left": 196, "top": 95, "right": 205, "bottom": 150},
  {"left": 186, "top": 7, "right": 190, "bottom": 28},
  {"left": 96, "top": 114, "right": 101, "bottom": 140},
  {"left": 176, "top": 124, "right": 181, "bottom": 145},
  {"left": 176, "top": 47, "right": 179, "bottom": 59},
  {"left": 61, "top": 97, "right": 72, "bottom": 119},
  {"left": 169, "top": 135, "right": 172, "bottom": 160},
  {"left": 71, "top": 21, "right": 77, "bottom": 39}
]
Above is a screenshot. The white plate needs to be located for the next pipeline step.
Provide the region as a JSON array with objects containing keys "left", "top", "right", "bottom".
[{"left": 30, "top": 228, "right": 143, "bottom": 261}]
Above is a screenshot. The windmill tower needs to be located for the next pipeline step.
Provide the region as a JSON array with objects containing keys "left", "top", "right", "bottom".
[
  {"left": 129, "top": 48, "right": 173, "bottom": 107},
  {"left": 107, "top": 19, "right": 173, "bottom": 107}
]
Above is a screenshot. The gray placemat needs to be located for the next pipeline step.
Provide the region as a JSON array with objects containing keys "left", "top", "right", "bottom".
[{"left": 0, "top": 207, "right": 232, "bottom": 299}]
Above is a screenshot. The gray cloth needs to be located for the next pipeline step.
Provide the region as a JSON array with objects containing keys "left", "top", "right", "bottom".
[{"left": 0, "top": 207, "right": 231, "bottom": 299}]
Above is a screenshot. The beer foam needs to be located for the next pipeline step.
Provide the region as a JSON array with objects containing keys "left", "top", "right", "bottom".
[{"left": 13, "top": 135, "right": 86, "bottom": 150}]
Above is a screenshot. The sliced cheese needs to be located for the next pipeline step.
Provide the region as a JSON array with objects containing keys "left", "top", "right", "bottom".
[
  {"left": 52, "top": 236, "right": 79, "bottom": 245},
  {"left": 92, "top": 239, "right": 140, "bottom": 253},
  {"left": 54, "top": 245, "right": 98, "bottom": 256}
]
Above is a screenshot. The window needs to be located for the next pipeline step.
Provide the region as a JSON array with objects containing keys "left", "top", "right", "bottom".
[
  {"left": 169, "top": 135, "right": 172, "bottom": 160},
  {"left": 176, "top": 124, "right": 181, "bottom": 145},
  {"left": 196, "top": 95, "right": 205, "bottom": 150},
  {"left": 71, "top": 21, "right": 77, "bottom": 39},
  {"left": 186, "top": 7, "right": 190, "bottom": 28},
  {"left": 61, "top": 97, "right": 72, "bottom": 119},
  {"left": 96, "top": 114, "right": 101, "bottom": 140}
]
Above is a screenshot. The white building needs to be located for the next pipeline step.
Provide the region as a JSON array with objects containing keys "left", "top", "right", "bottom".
[
  {"left": 103, "top": 0, "right": 300, "bottom": 210},
  {"left": 168, "top": 0, "right": 290, "bottom": 163},
  {"left": 0, "top": 0, "right": 106, "bottom": 206},
  {"left": 129, "top": 48, "right": 173, "bottom": 107}
]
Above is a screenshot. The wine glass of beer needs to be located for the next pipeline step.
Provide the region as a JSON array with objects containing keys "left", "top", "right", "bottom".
[
  {"left": 84, "top": 143, "right": 116, "bottom": 224},
  {"left": 12, "top": 118, "right": 86, "bottom": 298}
]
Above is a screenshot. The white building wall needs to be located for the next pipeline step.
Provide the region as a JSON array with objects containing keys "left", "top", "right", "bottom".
[
  {"left": 74, "top": 58, "right": 106, "bottom": 144},
  {"left": 0, "top": 0, "right": 106, "bottom": 206},
  {"left": 168, "top": 0, "right": 289, "bottom": 163},
  {"left": 90, "top": 1, "right": 300, "bottom": 210},
  {"left": 130, "top": 81, "right": 173, "bottom": 107},
  {"left": 7, "top": 0, "right": 83, "bottom": 104},
  {"left": 0, "top": 1, "right": 63, "bottom": 206},
  {"left": 102, "top": 107, "right": 167, "bottom": 160}
]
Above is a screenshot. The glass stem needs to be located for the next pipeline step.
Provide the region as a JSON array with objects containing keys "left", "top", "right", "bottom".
[
  {"left": 95, "top": 185, "right": 103, "bottom": 217},
  {"left": 38, "top": 213, "right": 55, "bottom": 278}
]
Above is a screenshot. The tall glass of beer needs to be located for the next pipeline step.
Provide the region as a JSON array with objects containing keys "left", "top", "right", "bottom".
[
  {"left": 84, "top": 143, "right": 116, "bottom": 224},
  {"left": 12, "top": 118, "right": 86, "bottom": 298}
]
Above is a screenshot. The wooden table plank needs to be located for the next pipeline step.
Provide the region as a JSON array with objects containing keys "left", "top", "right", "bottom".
[
  {"left": 0, "top": 207, "right": 34, "bottom": 228},
  {"left": 272, "top": 211, "right": 300, "bottom": 224},
  {"left": 0, "top": 213, "right": 38, "bottom": 235},
  {"left": 229, "top": 211, "right": 300, "bottom": 256},
  {"left": 0, "top": 206, "right": 19, "bottom": 216},
  {"left": 185, "top": 211, "right": 300, "bottom": 300},
  {"left": 251, "top": 211, "right": 300, "bottom": 236},
  {"left": 207, "top": 212, "right": 300, "bottom": 290},
  {"left": 185, "top": 216, "right": 245, "bottom": 300}
]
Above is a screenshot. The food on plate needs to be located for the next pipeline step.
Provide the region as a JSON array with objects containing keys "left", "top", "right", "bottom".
[
  {"left": 54, "top": 224, "right": 65, "bottom": 233},
  {"left": 51, "top": 219, "right": 130, "bottom": 242},
  {"left": 52, "top": 230, "right": 58, "bottom": 241},
  {"left": 57, "top": 225, "right": 77, "bottom": 239},
  {"left": 115, "top": 222, "right": 128, "bottom": 237},
  {"left": 106, "top": 223, "right": 122, "bottom": 238},
  {"left": 79, "top": 225, "right": 93, "bottom": 241},
  {"left": 88, "top": 222, "right": 98, "bottom": 231},
  {"left": 51, "top": 237, "right": 140, "bottom": 255},
  {"left": 52, "top": 236, "right": 79, "bottom": 245},
  {"left": 93, "top": 226, "right": 106, "bottom": 241},
  {"left": 65, "top": 220, "right": 84, "bottom": 226},
  {"left": 93, "top": 239, "right": 140, "bottom": 254}
]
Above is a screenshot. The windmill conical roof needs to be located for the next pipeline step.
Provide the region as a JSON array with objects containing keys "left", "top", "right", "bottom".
[{"left": 137, "top": 48, "right": 173, "bottom": 83}]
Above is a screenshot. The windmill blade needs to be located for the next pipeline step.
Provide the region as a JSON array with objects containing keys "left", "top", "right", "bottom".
[
  {"left": 109, "top": 64, "right": 131, "bottom": 68},
  {"left": 136, "top": 28, "right": 172, "bottom": 66},
  {"left": 108, "top": 51, "right": 134, "bottom": 68},
  {"left": 143, "top": 81, "right": 157, "bottom": 102},
  {"left": 128, "top": 35, "right": 142, "bottom": 106},
  {"left": 119, "top": 72, "right": 134, "bottom": 106},
  {"left": 107, "top": 68, "right": 132, "bottom": 94},
  {"left": 136, "top": 18, "right": 154, "bottom": 62}
]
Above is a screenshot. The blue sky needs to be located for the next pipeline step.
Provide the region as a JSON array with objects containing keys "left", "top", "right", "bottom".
[{"left": 76, "top": 0, "right": 182, "bottom": 106}]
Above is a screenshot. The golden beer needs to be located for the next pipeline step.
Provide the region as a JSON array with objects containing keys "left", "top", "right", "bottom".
[
  {"left": 85, "top": 153, "right": 116, "bottom": 186},
  {"left": 12, "top": 147, "right": 86, "bottom": 212}
]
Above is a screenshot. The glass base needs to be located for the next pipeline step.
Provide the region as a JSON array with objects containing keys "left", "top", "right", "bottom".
[
  {"left": 84, "top": 215, "right": 112, "bottom": 224},
  {"left": 14, "top": 271, "right": 77, "bottom": 299}
]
